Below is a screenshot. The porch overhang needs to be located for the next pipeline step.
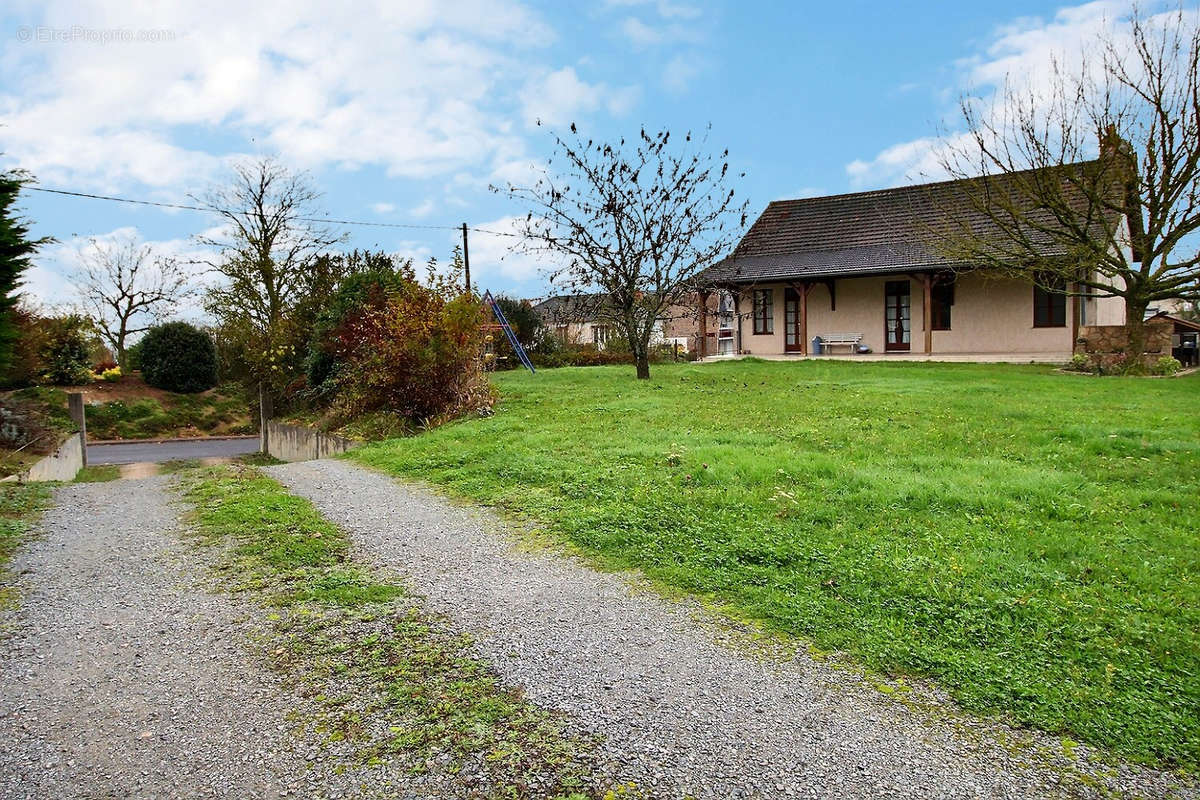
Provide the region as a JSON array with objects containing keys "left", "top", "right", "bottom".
[{"left": 692, "top": 250, "right": 973, "bottom": 292}]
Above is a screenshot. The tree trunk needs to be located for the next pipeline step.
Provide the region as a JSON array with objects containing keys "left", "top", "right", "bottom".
[
  {"left": 115, "top": 343, "right": 127, "bottom": 374},
  {"left": 635, "top": 355, "right": 650, "bottom": 379},
  {"left": 1124, "top": 296, "right": 1149, "bottom": 372}
]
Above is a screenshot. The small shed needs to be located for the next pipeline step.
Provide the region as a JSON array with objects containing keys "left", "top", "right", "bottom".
[{"left": 1150, "top": 312, "right": 1200, "bottom": 367}]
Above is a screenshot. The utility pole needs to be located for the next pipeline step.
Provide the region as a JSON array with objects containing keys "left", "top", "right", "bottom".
[{"left": 461, "top": 222, "right": 471, "bottom": 295}]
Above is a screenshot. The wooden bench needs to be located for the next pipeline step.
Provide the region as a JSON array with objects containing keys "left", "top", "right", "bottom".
[{"left": 815, "top": 333, "right": 864, "bottom": 354}]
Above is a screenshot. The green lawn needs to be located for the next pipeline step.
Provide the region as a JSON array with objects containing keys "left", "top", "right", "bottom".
[{"left": 352, "top": 360, "right": 1199, "bottom": 769}]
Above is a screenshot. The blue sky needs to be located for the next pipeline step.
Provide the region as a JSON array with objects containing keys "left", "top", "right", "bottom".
[{"left": 1, "top": 0, "right": 1152, "bottom": 310}]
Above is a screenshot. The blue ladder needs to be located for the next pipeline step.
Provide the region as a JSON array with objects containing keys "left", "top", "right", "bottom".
[{"left": 483, "top": 291, "right": 536, "bottom": 374}]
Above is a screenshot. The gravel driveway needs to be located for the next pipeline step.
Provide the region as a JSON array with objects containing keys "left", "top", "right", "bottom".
[
  {"left": 0, "top": 477, "right": 311, "bottom": 799},
  {"left": 269, "top": 459, "right": 1194, "bottom": 800}
]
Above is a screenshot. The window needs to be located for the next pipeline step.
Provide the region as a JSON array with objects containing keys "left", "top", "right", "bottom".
[
  {"left": 752, "top": 289, "right": 774, "bottom": 335},
  {"left": 930, "top": 278, "right": 954, "bottom": 331},
  {"left": 1033, "top": 275, "right": 1067, "bottom": 328},
  {"left": 592, "top": 324, "right": 611, "bottom": 346}
]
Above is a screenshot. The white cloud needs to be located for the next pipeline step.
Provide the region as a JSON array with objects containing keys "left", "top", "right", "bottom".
[
  {"left": 604, "top": 0, "right": 700, "bottom": 21},
  {"left": 467, "top": 216, "right": 560, "bottom": 284},
  {"left": 409, "top": 199, "right": 436, "bottom": 218},
  {"left": 844, "top": 1, "right": 1161, "bottom": 188},
  {"left": 621, "top": 17, "right": 664, "bottom": 46},
  {"left": 0, "top": 0, "right": 619, "bottom": 192},
  {"left": 662, "top": 54, "right": 701, "bottom": 93},
  {"left": 518, "top": 66, "right": 638, "bottom": 128},
  {"left": 371, "top": 202, "right": 396, "bottom": 215},
  {"left": 782, "top": 186, "right": 826, "bottom": 200},
  {"left": 845, "top": 135, "right": 969, "bottom": 187},
  {"left": 27, "top": 226, "right": 215, "bottom": 320}
]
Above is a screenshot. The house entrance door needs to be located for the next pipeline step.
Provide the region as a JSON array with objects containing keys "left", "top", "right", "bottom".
[
  {"left": 885, "top": 280, "right": 911, "bottom": 351},
  {"left": 784, "top": 288, "right": 802, "bottom": 352}
]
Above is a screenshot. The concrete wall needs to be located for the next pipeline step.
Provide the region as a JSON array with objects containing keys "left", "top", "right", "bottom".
[
  {"left": 3, "top": 432, "right": 85, "bottom": 483},
  {"left": 734, "top": 273, "right": 1077, "bottom": 356},
  {"left": 266, "top": 421, "right": 358, "bottom": 463}
]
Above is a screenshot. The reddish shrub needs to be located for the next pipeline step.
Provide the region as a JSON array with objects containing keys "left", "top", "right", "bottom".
[{"left": 324, "top": 284, "right": 492, "bottom": 425}]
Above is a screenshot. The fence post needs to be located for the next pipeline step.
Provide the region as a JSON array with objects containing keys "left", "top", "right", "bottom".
[
  {"left": 259, "top": 385, "right": 273, "bottom": 456},
  {"left": 67, "top": 392, "right": 87, "bottom": 468}
]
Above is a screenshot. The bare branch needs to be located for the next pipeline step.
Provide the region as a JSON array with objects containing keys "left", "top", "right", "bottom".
[
  {"left": 71, "top": 235, "right": 195, "bottom": 371},
  {"left": 494, "top": 124, "right": 747, "bottom": 378},
  {"left": 935, "top": 6, "right": 1200, "bottom": 355}
]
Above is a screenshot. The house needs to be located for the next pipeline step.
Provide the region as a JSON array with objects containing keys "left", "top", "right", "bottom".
[
  {"left": 692, "top": 161, "right": 1134, "bottom": 362},
  {"left": 532, "top": 292, "right": 690, "bottom": 351}
]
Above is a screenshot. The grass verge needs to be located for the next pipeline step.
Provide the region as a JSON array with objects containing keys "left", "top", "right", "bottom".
[
  {"left": 8, "top": 381, "right": 253, "bottom": 441},
  {"left": 351, "top": 360, "right": 1199, "bottom": 770},
  {"left": 0, "top": 482, "right": 51, "bottom": 607},
  {"left": 181, "top": 465, "right": 609, "bottom": 799},
  {"left": 75, "top": 465, "right": 121, "bottom": 482}
]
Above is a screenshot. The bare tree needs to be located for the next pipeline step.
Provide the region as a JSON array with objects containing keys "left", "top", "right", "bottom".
[
  {"left": 498, "top": 124, "right": 747, "bottom": 379},
  {"left": 72, "top": 235, "right": 192, "bottom": 371},
  {"left": 197, "top": 157, "right": 343, "bottom": 394},
  {"left": 937, "top": 7, "right": 1200, "bottom": 360}
]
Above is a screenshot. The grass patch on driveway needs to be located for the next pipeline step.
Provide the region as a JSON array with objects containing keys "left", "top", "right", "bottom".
[
  {"left": 352, "top": 360, "right": 1200, "bottom": 769},
  {"left": 182, "top": 465, "right": 605, "bottom": 799},
  {"left": 0, "top": 483, "right": 51, "bottom": 607}
]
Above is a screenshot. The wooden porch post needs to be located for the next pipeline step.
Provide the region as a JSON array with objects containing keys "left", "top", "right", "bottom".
[
  {"left": 922, "top": 273, "right": 932, "bottom": 354},
  {"left": 1070, "top": 282, "right": 1080, "bottom": 351},
  {"left": 698, "top": 290, "right": 709, "bottom": 359},
  {"left": 799, "top": 283, "right": 809, "bottom": 356},
  {"left": 732, "top": 290, "right": 742, "bottom": 354}
]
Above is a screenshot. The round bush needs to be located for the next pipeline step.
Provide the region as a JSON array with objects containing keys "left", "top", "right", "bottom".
[{"left": 138, "top": 322, "right": 218, "bottom": 393}]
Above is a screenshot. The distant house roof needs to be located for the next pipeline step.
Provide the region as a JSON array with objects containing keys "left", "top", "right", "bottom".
[
  {"left": 532, "top": 293, "right": 610, "bottom": 323},
  {"left": 1150, "top": 312, "right": 1200, "bottom": 333},
  {"left": 698, "top": 160, "right": 1121, "bottom": 285}
]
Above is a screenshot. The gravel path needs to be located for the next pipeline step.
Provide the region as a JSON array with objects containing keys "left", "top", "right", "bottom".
[
  {"left": 269, "top": 459, "right": 1194, "bottom": 800},
  {"left": 0, "top": 477, "right": 312, "bottom": 799}
]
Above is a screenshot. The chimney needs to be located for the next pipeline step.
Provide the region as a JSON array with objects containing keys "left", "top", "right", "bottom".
[{"left": 1099, "top": 123, "right": 1123, "bottom": 158}]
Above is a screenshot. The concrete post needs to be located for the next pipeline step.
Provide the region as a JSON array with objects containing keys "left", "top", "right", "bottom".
[
  {"left": 259, "top": 385, "right": 273, "bottom": 455},
  {"left": 67, "top": 392, "right": 87, "bottom": 468}
]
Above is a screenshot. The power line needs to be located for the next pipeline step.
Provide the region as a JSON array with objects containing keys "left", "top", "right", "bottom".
[
  {"left": 25, "top": 185, "right": 521, "bottom": 238},
  {"left": 28, "top": 186, "right": 208, "bottom": 213}
]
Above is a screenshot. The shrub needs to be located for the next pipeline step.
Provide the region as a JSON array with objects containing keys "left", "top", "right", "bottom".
[
  {"left": 1152, "top": 355, "right": 1182, "bottom": 376},
  {"left": 306, "top": 267, "right": 409, "bottom": 391},
  {"left": 1, "top": 306, "right": 46, "bottom": 388},
  {"left": 124, "top": 339, "right": 144, "bottom": 372},
  {"left": 1065, "top": 353, "right": 1092, "bottom": 373},
  {"left": 1067, "top": 351, "right": 1162, "bottom": 376},
  {"left": 531, "top": 344, "right": 635, "bottom": 369},
  {"left": 318, "top": 280, "right": 492, "bottom": 425},
  {"left": 100, "top": 366, "right": 122, "bottom": 382},
  {"left": 139, "top": 322, "right": 219, "bottom": 393},
  {"left": 38, "top": 315, "right": 93, "bottom": 385},
  {"left": 92, "top": 359, "right": 118, "bottom": 374}
]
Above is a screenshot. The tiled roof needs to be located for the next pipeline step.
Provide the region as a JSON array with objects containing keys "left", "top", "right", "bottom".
[
  {"left": 532, "top": 293, "right": 611, "bottom": 323},
  {"left": 698, "top": 160, "right": 1119, "bottom": 285}
]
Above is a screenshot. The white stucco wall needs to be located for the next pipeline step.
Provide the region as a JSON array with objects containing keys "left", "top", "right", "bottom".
[{"left": 735, "top": 273, "right": 1078, "bottom": 355}]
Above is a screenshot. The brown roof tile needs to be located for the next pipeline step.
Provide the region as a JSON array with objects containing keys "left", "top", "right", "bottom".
[{"left": 699, "top": 160, "right": 1118, "bottom": 284}]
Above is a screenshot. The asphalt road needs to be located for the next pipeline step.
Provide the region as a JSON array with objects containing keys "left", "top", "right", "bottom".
[{"left": 87, "top": 437, "right": 261, "bottom": 465}]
